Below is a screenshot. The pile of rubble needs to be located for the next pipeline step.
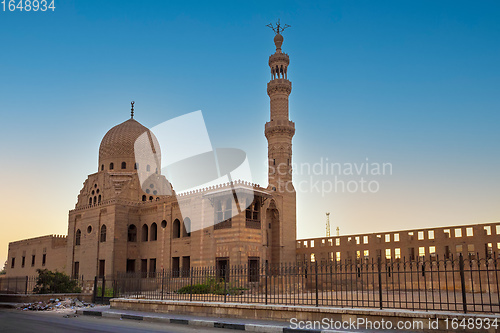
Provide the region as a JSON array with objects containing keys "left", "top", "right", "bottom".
[{"left": 18, "top": 298, "right": 95, "bottom": 311}]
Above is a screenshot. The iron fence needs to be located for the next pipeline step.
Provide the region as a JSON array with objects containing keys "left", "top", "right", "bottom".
[
  {"left": 99, "top": 254, "right": 500, "bottom": 313},
  {"left": 0, "top": 275, "right": 91, "bottom": 295}
]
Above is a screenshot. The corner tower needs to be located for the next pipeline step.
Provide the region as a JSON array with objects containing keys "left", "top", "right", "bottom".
[{"left": 265, "top": 29, "right": 295, "bottom": 191}]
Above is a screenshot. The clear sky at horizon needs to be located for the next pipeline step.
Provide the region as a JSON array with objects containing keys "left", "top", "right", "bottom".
[{"left": 0, "top": 0, "right": 499, "bottom": 266}]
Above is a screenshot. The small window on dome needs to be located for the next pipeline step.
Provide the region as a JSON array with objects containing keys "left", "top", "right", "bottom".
[
  {"left": 121, "top": 162, "right": 126, "bottom": 169},
  {"left": 109, "top": 163, "right": 114, "bottom": 170},
  {"left": 146, "top": 165, "right": 151, "bottom": 172}
]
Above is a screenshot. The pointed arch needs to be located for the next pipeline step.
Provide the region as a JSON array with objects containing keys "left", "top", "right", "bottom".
[
  {"left": 75, "top": 229, "right": 81, "bottom": 246},
  {"left": 141, "top": 224, "right": 149, "bottom": 242},
  {"left": 128, "top": 225, "right": 137, "bottom": 242},
  {"left": 151, "top": 222, "right": 157, "bottom": 241},
  {"left": 100, "top": 225, "right": 107, "bottom": 242},
  {"left": 183, "top": 217, "right": 191, "bottom": 237},
  {"left": 173, "top": 219, "right": 181, "bottom": 239}
]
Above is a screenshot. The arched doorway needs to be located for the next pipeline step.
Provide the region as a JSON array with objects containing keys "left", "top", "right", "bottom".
[{"left": 266, "top": 200, "right": 280, "bottom": 267}]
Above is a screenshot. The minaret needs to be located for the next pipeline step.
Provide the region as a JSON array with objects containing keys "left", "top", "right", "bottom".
[{"left": 265, "top": 30, "right": 295, "bottom": 191}]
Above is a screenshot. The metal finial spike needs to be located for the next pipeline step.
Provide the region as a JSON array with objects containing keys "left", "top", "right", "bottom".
[
  {"left": 131, "top": 101, "right": 135, "bottom": 119},
  {"left": 266, "top": 19, "right": 291, "bottom": 35}
]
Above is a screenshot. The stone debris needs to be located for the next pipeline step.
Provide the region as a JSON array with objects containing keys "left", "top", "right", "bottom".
[{"left": 17, "top": 298, "right": 95, "bottom": 311}]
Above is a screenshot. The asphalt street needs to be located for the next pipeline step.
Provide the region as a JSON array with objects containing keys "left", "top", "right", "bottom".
[{"left": 0, "top": 309, "right": 228, "bottom": 333}]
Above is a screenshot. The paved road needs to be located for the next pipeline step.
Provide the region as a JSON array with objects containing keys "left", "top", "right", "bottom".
[{"left": 0, "top": 309, "right": 228, "bottom": 333}]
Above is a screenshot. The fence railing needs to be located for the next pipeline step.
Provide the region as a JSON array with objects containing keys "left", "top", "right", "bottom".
[
  {"left": 98, "top": 254, "right": 500, "bottom": 313},
  {"left": 0, "top": 275, "right": 90, "bottom": 295}
]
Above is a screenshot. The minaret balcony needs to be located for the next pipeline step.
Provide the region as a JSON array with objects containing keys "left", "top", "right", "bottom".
[
  {"left": 265, "top": 120, "right": 295, "bottom": 138},
  {"left": 269, "top": 53, "right": 289, "bottom": 65},
  {"left": 267, "top": 79, "right": 292, "bottom": 95}
]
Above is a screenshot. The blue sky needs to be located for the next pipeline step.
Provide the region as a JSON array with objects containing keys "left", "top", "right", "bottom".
[{"left": 0, "top": 0, "right": 499, "bottom": 264}]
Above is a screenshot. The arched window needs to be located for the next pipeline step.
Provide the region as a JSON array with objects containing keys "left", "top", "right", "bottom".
[
  {"left": 142, "top": 224, "right": 149, "bottom": 242},
  {"left": 173, "top": 219, "right": 181, "bottom": 239},
  {"left": 134, "top": 163, "right": 138, "bottom": 170},
  {"left": 98, "top": 195, "right": 101, "bottom": 204},
  {"left": 149, "top": 196, "right": 153, "bottom": 201},
  {"left": 101, "top": 164, "right": 104, "bottom": 171},
  {"left": 93, "top": 196, "right": 97, "bottom": 205},
  {"left": 128, "top": 225, "right": 137, "bottom": 242},
  {"left": 89, "top": 197, "right": 92, "bottom": 206},
  {"left": 75, "top": 229, "right": 81, "bottom": 246},
  {"left": 151, "top": 223, "right": 157, "bottom": 241},
  {"left": 109, "top": 162, "right": 114, "bottom": 170},
  {"left": 183, "top": 217, "right": 191, "bottom": 237},
  {"left": 121, "top": 162, "right": 126, "bottom": 169},
  {"left": 161, "top": 220, "right": 167, "bottom": 228},
  {"left": 224, "top": 199, "right": 232, "bottom": 221},
  {"left": 100, "top": 225, "right": 107, "bottom": 242},
  {"left": 142, "top": 195, "right": 146, "bottom": 201}
]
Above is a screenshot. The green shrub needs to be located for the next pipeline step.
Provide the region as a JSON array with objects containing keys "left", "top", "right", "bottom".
[
  {"left": 96, "top": 286, "right": 115, "bottom": 297},
  {"left": 33, "top": 269, "right": 82, "bottom": 294},
  {"left": 177, "top": 278, "right": 246, "bottom": 295}
]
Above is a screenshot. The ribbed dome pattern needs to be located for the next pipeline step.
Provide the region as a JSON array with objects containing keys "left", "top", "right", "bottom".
[{"left": 99, "top": 118, "right": 159, "bottom": 164}]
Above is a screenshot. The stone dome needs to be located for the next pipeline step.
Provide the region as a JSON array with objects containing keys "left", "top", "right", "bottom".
[{"left": 98, "top": 118, "right": 161, "bottom": 171}]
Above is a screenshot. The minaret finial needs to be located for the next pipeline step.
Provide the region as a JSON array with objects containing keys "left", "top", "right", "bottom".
[
  {"left": 266, "top": 19, "right": 291, "bottom": 35},
  {"left": 131, "top": 101, "right": 135, "bottom": 119}
]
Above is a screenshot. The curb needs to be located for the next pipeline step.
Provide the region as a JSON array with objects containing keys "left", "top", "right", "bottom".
[
  {"left": 0, "top": 303, "right": 20, "bottom": 309},
  {"left": 75, "top": 309, "right": 333, "bottom": 332}
]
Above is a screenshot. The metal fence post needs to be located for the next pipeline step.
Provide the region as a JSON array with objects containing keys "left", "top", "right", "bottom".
[
  {"left": 459, "top": 254, "right": 467, "bottom": 313},
  {"left": 265, "top": 261, "right": 268, "bottom": 305},
  {"left": 101, "top": 276, "right": 106, "bottom": 303},
  {"left": 378, "top": 257, "right": 383, "bottom": 309},
  {"left": 161, "top": 269, "right": 165, "bottom": 301},
  {"left": 92, "top": 276, "right": 98, "bottom": 303},
  {"left": 315, "top": 261, "right": 319, "bottom": 307},
  {"left": 224, "top": 265, "right": 227, "bottom": 304},
  {"left": 189, "top": 267, "right": 193, "bottom": 302}
]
